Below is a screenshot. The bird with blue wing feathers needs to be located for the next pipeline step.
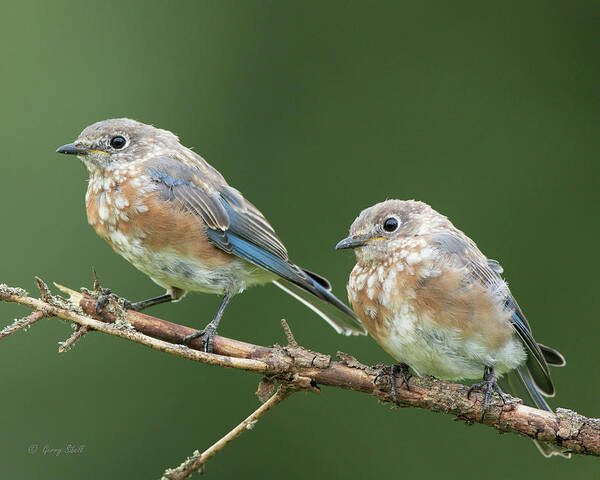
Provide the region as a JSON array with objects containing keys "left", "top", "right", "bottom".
[
  {"left": 56, "top": 118, "right": 366, "bottom": 352},
  {"left": 336, "top": 199, "right": 569, "bottom": 458}
]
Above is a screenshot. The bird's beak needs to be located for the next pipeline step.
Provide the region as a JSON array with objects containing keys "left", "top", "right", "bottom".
[
  {"left": 335, "top": 234, "right": 369, "bottom": 250},
  {"left": 56, "top": 143, "right": 88, "bottom": 155}
]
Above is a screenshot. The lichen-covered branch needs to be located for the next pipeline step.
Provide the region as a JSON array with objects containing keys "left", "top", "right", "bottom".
[
  {"left": 1, "top": 279, "right": 598, "bottom": 459},
  {"left": 162, "top": 385, "right": 294, "bottom": 480},
  {"left": 0, "top": 309, "right": 47, "bottom": 339}
]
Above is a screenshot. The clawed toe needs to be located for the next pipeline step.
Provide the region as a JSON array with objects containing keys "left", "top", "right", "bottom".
[
  {"left": 183, "top": 330, "right": 202, "bottom": 344},
  {"left": 183, "top": 325, "right": 217, "bottom": 353},
  {"left": 468, "top": 366, "right": 505, "bottom": 421},
  {"left": 181, "top": 294, "right": 231, "bottom": 353},
  {"left": 375, "top": 362, "right": 412, "bottom": 405},
  {"left": 95, "top": 294, "right": 110, "bottom": 314},
  {"left": 95, "top": 289, "right": 134, "bottom": 314}
]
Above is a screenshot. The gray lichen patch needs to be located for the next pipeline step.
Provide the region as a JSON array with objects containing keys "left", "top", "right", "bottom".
[
  {"left": 53, "top": 294, "right": 84, "bottom": 314},
  {"left": 114, "top": 315, "right": 135, "bottom": 331},
  {"left": 0, "top": 315, "right": 34, "bottom": 336},
  {"left": 0, "top": 284, "right": 29, "bottom": 299},
  {"left": 556, "top": 408, "right": 599, "bottom": 438}
]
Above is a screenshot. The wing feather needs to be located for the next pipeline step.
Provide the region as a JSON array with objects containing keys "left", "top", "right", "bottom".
[
  {"left": 142, "top": 156, "right": 365, "bottom": 335},
  {"left": 431, "top": 232, "right": 555, "bottom": 395}
]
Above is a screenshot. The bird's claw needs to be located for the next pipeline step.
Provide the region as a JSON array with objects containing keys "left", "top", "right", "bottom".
[
  {"left": 375, "top": 363, "right": 412, "bottom": 405},
  {"left": 94, "top": 288, "right": 134, "bottom": 314},
  {"left": 95, "top": 292, "right": 111, "bottom": 314},
  {"left": 467, "top": 366, "right": 506, "bottom": 421},
  {"left": 183, "top": 324, "right": 217, "bottom": 353}
]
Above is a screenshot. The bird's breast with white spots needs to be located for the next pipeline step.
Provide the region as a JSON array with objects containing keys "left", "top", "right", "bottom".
[
  {"left": 347, "top": 237, "right": 525, "bottom": 380},
  {"left": 85, "top": 165, "right": 152, "bottom": 255}
]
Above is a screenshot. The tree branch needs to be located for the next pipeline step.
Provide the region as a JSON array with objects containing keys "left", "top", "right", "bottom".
[
  {"left": 162, "top": 385, "right": 294, "bottom": 479},
  {"left": 1, "top": 279, "right": 599, "bottom": 465},
  {"left": 0, "top": 309, "right": 47, "bottom": 339}
]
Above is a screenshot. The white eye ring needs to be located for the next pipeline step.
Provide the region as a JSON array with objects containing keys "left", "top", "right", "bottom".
[{"left": 382, "top": 216, "right": 400, "bottom": 232}]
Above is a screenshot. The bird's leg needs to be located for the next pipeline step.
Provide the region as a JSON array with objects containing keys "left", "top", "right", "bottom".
[
  {"left": 183, "top": 293, "right": 233, "bottom": 353},
  {"left": 95, "top": 287, "right": 184, "bottom": 314},
  {"left": 375, "top": 362, "right": 412, "bottom": 405},
  {"left": 467, "top": 366, "right": 507, "bottom": 421},
  {"left": 128, "top": 294, "right": 174, "bottom": 312}
]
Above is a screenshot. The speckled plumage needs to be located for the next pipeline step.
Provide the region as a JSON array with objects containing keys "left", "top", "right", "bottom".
[
  {"left": 343, "top": 201, "right": 525, "bottom": 379},
  {"left": 85, "top": 158, "right": 260, "bottom": 296},
  {"left": 337, "top": 199, "right": 568, "bottom": 457},
  {"left": 57, "top": 118, "right": 365, "bottom": 350},
  {"left": 79, "top": 123, "right": 263, "bottom": 296}
]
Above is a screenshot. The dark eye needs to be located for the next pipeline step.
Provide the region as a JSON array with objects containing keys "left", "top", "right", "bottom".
[
  {"left": 110, "top": 136, "right": 126, "bottom": 149},
  {"left": 383, "top": 217, "right": 399, "bottom": 232}
]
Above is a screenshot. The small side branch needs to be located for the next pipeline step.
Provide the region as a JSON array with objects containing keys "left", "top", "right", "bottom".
[
  {"left": 0, "top": 310, "right": 47, "bottom": 339},
  {"left": 162, "top": 386, "right": 294, "bottom": 479},
  {"left": 58, "top": 325, "right": 90, "bottom": 353}
]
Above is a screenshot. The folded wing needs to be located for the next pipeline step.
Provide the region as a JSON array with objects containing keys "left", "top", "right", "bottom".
[
  {"left": 144, "top": 156, "right": 366, "bottom": 335},
  {"left": 431, "top": 232, "right": 561, "bottom": 396}
]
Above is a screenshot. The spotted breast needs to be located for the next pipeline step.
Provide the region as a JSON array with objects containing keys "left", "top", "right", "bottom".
[
  {"left": 347, "top": 236, "right": 526, "bottom": 380},
  {"left": 84, "top": 164, "right": 258, "bottom": 295}
]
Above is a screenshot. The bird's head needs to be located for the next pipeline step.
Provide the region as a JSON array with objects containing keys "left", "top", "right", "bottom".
[
  {"left": 335, "top": 199, "right": 449, "bottom": 262},
  {"left": 56, "top": 118, "right": 180, "bottom": 174}
]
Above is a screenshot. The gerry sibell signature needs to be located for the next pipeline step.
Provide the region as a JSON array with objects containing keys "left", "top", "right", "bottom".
[{"left": 28, "top": 444, "right": 86, "bottom": 456}]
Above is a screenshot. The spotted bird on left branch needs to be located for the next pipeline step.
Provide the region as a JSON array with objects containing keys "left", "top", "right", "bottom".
[{"left": 57, "top": 118, "right": 366, "bottom": 351}]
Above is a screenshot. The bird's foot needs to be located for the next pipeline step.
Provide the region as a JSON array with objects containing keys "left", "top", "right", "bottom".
[
  {"left": 94, "top": 288, "right": 134, "bottom": 314},
  {"left": 375, "top": 362, "right": 412, "bottom": 405},
  {"left": 467, "top": 366, "right": 506, "bottom": 421},
  {"left": 182, "top": 293, "right": 231, "bottom": 353},
  {"left": 183, "top": 323, "right": 218, "bottom": 353}
]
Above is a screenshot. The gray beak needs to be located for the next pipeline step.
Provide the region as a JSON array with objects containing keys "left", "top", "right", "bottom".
[
  {"left": 335, "top": 235, "right": 368, "bottom": 250},
  {"left": 56, "top": 143, "right": 88, "bottom": 155}
]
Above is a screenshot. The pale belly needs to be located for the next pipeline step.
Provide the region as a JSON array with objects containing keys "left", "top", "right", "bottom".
[
  {"left": 110, "top": 235, "right": 275, "bottom": 295},
  {"left": 372, "top": 306, "right": 527, "bottom": 381}
]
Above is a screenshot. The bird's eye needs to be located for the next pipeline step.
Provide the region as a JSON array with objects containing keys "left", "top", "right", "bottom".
[
  {"left": 110, "top": 136, "right": 126, "bottom": 149},
  {"left": 383, "top": 217, "right": 399, "bottom": 232}
]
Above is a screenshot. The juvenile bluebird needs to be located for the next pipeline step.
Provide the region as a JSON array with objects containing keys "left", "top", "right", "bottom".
[
  {"left": 56, "top": 118, "right": 366, "bottom": 351},
  {"left": 336, "top": 199, "right": 568, "bottom": 457}
]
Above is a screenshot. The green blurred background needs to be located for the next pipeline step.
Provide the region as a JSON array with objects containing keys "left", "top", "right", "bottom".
[{"left": 1, "top": 1, "right": 598, "bottom": 478}]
